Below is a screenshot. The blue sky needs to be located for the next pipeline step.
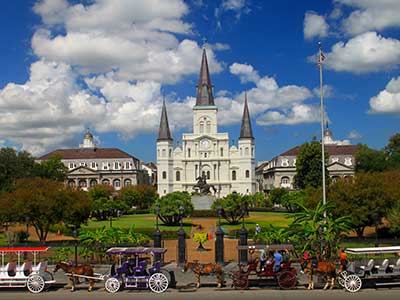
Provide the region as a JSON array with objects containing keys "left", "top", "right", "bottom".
[{"left": 0, "top": 0, "right": 399, "bottom": 163}]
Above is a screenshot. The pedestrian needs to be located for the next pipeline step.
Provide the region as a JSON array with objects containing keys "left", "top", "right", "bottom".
[{"left": 255, "top": 224, "right": 261, "bottom": 235}]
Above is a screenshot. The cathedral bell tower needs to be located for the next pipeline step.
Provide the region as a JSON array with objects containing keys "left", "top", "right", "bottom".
[{"left": 156, "top": 99, "right": 173, "bottom": 195}]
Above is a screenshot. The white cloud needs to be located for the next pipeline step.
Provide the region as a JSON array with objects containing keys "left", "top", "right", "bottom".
[
  {"left": 229, "top": 63, "right": 260, "bottom": 83},
  {"left": 336, "top": 0, "right": 400, "bottom": 35},
  {"left": 320, "top": 31, "right": 400, "bottom": 73},
  {"left": 347, "top": 130, "right": 362, "bottom": 139},
  {"left": 369, "top": 76, "right": 400, "bottom": 114},
  {"left": 313, "top": 84, "right": 334, "bottom": 98},
  {"left": 222, "top": 0, "right": 246, "bottom": 11},
  {"left": 256, "top": 104, "right": 321, "bottom": 126},
  {"left": 304, "top": 12, "right": 329, "bottom": 40}
]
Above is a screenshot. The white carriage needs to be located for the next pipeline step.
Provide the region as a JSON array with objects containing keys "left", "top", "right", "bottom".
[
  {"left": 0, "top": 247, "right": 55, "bottom": 293},
  {"left": 338, "top": 246, "right": 400, "bottom": 293}
]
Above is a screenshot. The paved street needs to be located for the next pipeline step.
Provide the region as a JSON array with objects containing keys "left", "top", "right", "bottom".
[{"left": 0, "top": 287, "right": 399, "bottom": 300}]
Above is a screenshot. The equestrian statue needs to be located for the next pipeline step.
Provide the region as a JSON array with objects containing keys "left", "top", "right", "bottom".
[{"left": 193, "top": 174, "right": 217, "bottom": 195}]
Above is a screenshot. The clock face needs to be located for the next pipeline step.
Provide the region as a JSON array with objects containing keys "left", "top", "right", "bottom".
[{"left": 200, "top": 139, "right": 210, "bottom": 149}]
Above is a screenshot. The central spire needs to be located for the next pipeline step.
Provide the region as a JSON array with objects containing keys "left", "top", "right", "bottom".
[
  {"left": 239, "top": 92, "right": 254, "bottom": 140},
  {"left": 196, "top": 47, "right": 215, "bottom": 106}
]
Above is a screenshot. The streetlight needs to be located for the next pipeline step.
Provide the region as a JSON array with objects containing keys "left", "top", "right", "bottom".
[
  {"left": 155, "top": 206, "right": 160, "bottom": 230},
  {"left": 25, "top": 216, "right": 30, "bottom": 243},
  {"left": 241, "top": 206, "right": 247, "bottom": 230},
  {"left": 73, "top": 227, "right": 78, "bottom": 267},
  {"left": 217, "top": 206, "right": 222, "bottom": 227},
  {"left": 179, "top": 206, "right": 185, "bottom": 230}
]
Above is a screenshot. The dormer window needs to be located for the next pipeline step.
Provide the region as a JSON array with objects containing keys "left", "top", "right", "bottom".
[
  {"left": 281, "top": 159, "right": 289, "bottom": 167},
  {"left": 344, "top": 157, "right": 352, "bottom": 166}
]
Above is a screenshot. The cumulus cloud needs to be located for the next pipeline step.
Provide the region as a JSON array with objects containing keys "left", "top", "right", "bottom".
[
  {"left": 336, "top": 0, "right": 400, "bottom": 35},
  {"left": 319, "top": 31, "right": 400, "bottom": 73},
  {"left": 313, "top": 85, "right": 334, "bottom": 98},
  {"left": 347, "top": 130, "right": 362, "bottom": 139},
  {"left": 229, "top": 63, "right": 260, "bottom": 83},
  {"left": 304, "top": 12, "right": 329, "bottom": 40},
  {"left": 222, "top": 0, "right": 246, "bottom": 11},
  {"left": 369, "top": 77, "right": 400, "bottom": 114},
  {"left": 256, "top": 104, "right": 321, "bottom": 126}
]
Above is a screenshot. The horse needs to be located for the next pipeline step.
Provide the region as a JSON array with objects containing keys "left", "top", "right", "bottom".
[
  {"left": 182, "top": 261, "right": 224, "bottom": 288},
  {"left": 53, "top": 262, "right": 95, "bottom": 292},
  {"left": 193, "top": 176, "right": 217, "bottom": 195},
  {"left": 300, "top": 258, "right": 336, "bottom": 290}
]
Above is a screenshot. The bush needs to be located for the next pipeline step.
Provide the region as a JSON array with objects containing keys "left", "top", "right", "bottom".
[
  {"left": 153, "top": 191, "right": 194, "bottom": 226},
  {"left": 190, "top": 210, "right": 218, "bottom": 217}
]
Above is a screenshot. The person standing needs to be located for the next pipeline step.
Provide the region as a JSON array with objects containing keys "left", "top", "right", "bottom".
[
  {"left": 273, "top": 249, "right": 282, "bottom": 272},
  {"left": 255, "top": 224, "right": 261, "bottom": 235}
]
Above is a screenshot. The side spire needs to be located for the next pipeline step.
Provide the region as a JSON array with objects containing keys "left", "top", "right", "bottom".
[
  {"left": 239, "top": 92, "right": 254, "bottom": 140},
  {"left": 157, "top": 99, "right": 173, "bottom": 141},
  {"left": 196, "top": 47, "right": 215, "bottom": 106}
]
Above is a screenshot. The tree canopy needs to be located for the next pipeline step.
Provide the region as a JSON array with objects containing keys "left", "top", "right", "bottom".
[
  {"left": 212, "top": 192, "right": 251, "bottom": 224},
  {"left": 385, "top": 133, "right": 400, "bottom": 170},
  {"left": 354, "top": 144, "right": 388, "bottom": 173},
  {"left": 118, "top": 184, "right": 158, "bottom": 209},
  {"left": 294, "top": 139, "right": 329, "bottom": 189},
  {"left": 0, "top": 178, "right": 91, "bottom": 243},
  {"left": 33, "top": 155, "right": 68, "bottom": 181},
  {"left": 153, "top": 191, "right": 193, "bottom": 226}
]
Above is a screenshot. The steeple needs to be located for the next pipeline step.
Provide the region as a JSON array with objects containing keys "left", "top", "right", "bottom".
[
  {"left": 157, "top": 99, "right": 173, "bottom": 141},
  {"left": 239, "top": 93, "right": 254, "bottom": 140},
  {"left": 196, "top": 47, "right": 215, "bottom": 106}
]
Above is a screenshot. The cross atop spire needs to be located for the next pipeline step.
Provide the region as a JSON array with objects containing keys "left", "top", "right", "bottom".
[
  {"left": 239, "top": 92, "right": 254, "bottom": 140},
  {"left": 157, "top": 99, "right": 173, "bottom": 141},
  {"left": 195, "top": 47, "right": 215, "bottom": 106}
]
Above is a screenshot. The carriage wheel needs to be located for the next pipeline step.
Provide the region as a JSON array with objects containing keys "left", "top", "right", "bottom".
[
  {"left": 105, "top": 277, "right": 121, "bottom": 293},
  {"left": 344, "top": 274, "right": 362, "bottom": 293},
  {"left": 231, "top": 271, "right": 249, "bottom": 290},
  {"left": 277, "top": 271, "right": 297, "bottom": 289},
  {"left": 337, "top": 271, "right": 347, "bottom": 288},
  {"left": 148, "top": 273, "right": 169, "bottom": 293},
  {"left": 27, "top": 274, "right": 45, "bottom": 293}
]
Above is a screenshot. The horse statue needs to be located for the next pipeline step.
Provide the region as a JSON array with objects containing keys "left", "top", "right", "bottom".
[
  {"left": 54, "top": 261, "right": 95, "bottom": 292},
  {"left": 193, "top": 175, "right": 217, "bottom": 195},
  {"left": 300, "top": 257, "right": 336, "bottom": 290},
  {"left": 182, "top": 261, "right": 224, "bottom": 288}
]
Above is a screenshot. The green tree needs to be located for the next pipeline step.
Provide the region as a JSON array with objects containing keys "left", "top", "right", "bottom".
[
  {"left": 354, "top": 144, "right": 387, "bottom": 173},
  {"left": 212, "top": 192, "right": 251, "bottom": 225},
  {"left": 328, "top": 172, "right": 397, "bottom": 237},
  {"left": 294, "top": 139, "right": 329, "bottom": 189},
  {"left": 0, "top": 148, "right": 35, "bottom": 193},
  {"left": 268, "top": 188, "right": 289, "bottom": 206},
  {"left": 254, "top": 224, "right": 291, "bottom": 244},
  {"left": 385, "top": 133, "right": 400, "bottom": 170},
  {"left": 33, "top": 155, "right": 68, "bottom": 181},
  {"left": 118, "top": 184, "right": 158, "bottom": 209},
  {"left": 0, "top": 178, "right": 91, "bottom": 243},
  {"left": 280, "top": 190, "right": 307, "bottom": 212},
  {"left": 88, "top": 184, "right": 127, "bottom": 220},
  {"left": 153, "top": 191, "right": 194, "bottom": 225}
]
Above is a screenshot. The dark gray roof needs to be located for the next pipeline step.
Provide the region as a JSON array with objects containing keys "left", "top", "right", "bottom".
[
  {"left": 195, "top": 48, "right": 215, "bottom": 106},
  {"left": 239, "top": 93, "right": 254, "bottom": 140},
  {"left": 157, "top": 100, "right": 173, "bottom": 141}
]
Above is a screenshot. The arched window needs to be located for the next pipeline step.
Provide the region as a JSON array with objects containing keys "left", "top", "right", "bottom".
[
  {"left": 89, "top": 179, "right": 97, "bottom": 187},
  {"left": 280, "top": 177, "right": 290, "bottom": 188},
  {"left": 102, "top": 179, "right": 110, "bottom": 185},
  {"left": 188, "top": 148, "right": 191, "bottom": 158},
  {"left": 232, "top": 170, "right": 237, "bottom": 181},
  {"left": 124, "top": 179, "right": 132, "bottom": 186},
  {"left": 78, "top": 179, "right": 87, "bottom": 187},
  {"left": 176, "top": 171, "right": 181, "bottom": 181},
  {"left": 245, "top": 170, "right": 250, "bottom": 178},
  {"left": 169, "top": 148, "right": 172, "bottom": 157},
  {"left": 200, "top": 121, "right": 204, "bottom": 133},
  {"left": 206, "top": 121, "right": 211, "bottom": 133},
  {"left": 245, "top": 147, "right": 249, "bottom": 155},
  {"left": 68, "top": 180, "right": 75, "bottom": 188},
  {"left": 220, "top": 147, "right": 224, "bottom": 157},
  {"left": 162, "top": 149, "right": 166, "bottom": 157},
  {"left": 206, "top": 171, "right": 210, "bottom": 179},
  {"left": 113, "top": 179, "right": 120, "bottom": 188},
  {"left": 162, "top": 171, "right": 167, "bottom": 179}
]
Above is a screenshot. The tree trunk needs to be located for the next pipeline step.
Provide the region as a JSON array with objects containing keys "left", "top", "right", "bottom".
[{"left": 356, "top": 227, "right": 365, "bottom": 237}]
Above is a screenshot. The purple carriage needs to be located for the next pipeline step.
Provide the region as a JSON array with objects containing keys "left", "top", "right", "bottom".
[{"left": 104, "top": 247, "right": 169, "bottom": 293}]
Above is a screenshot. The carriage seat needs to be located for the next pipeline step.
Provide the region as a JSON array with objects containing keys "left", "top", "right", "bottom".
[
  {"left": 390, "top": 258, "right": 400, "bottom": 273},
  {"left": 32, "top": 260, "right": 47, "bottom": 273},
  {"left": 0, "top": 261, "right": 17, "bottom": 277},
  {"left": 18, "top": 261, "right": 32, "bottom": 276},
  {"left": 360, "top": 259, "right": 374, "bottom": 274},
  {"left": 376, "top": 259, "right": 389, "bottom": 274},
  {"left": 117, "top": 262, "right": 130, "bottom": 275},
  {"left": 149, "top": 261, "right": 161, "bottom": 275},
  {"left": 133, "top": 260, "right": 148, "bottom": 276}
]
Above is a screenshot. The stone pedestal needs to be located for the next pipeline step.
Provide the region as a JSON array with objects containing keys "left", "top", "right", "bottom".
[{"left": 191, "top": 195, "right": 216, "bottom": 210}]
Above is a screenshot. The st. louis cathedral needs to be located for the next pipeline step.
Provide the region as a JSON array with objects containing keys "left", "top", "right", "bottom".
[{"left": 157, "top": 48, "right": 256, "bottom": 197}]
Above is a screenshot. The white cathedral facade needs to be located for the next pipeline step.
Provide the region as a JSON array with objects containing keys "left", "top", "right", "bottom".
[{"left": 157, "top": 48, "right": 256, "bottom": 198}]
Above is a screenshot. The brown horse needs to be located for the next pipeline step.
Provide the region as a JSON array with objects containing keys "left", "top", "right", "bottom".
[
  {"left": 182, "top": 261, "right": 224, "bottom": 288},
  {"left": 54, "top": 262, "right": 95, "bottom": 292},
  {"left": 300, "top": 258, "right": 336, "bottom": 290}
]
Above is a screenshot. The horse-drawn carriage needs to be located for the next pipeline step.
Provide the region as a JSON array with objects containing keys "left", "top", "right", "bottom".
[
  {"left": 338, "top": 246, "right": 400, "bottom": 293},
  {"left": 231, "top": 244, "right": 297, "bottom": 289},
  {"left": 0, "top": 247, "right": 55, "bottom": 293},
  {"left": 104, "top": 247, "right": 169, "bottom": 293}
]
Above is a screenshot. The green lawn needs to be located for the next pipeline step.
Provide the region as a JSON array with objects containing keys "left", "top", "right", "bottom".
[{"left": 83, "top": 211, "right": 293, "bottom": 238}]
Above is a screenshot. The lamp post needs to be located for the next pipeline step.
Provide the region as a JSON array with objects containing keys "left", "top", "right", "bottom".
[
  {"left": 238, "top": 206, "right": 248, "bottom": 265},
  {"left": 215, "top": 206, "right": 224, "bottom": 264},
  {"left": 177, "top": 206, "right": 186, "bottom": 266},
  {"left": 73, "top": 227, "right": 78, "bottom": 267},
  {"left": 153, "top": 206, "right": 162, "bottom": 262},
  {"left": 25, "top": 216, "right": 30, "bottom": 243}
]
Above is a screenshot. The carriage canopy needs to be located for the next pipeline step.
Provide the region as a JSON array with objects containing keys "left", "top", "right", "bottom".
[{"left": 345, "top": 246, "right": 400, "bottom": 255}]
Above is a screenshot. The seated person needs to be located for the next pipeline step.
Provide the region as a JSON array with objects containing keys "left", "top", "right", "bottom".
[
  {"left": 273, "top": 250, "right": 283, "bottom": 272},
  {"left": 339, "top": 249, "right": 348, "bottom": 272},
  {"left": 282, "top": 249, "right": 290, "bottom": 264},
  {"left": 259, "top": 249, "right": 267, "bottom": 271}
]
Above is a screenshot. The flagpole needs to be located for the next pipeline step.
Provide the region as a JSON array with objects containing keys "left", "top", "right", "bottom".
[{"left": 318, "top": 41, "right": 327, "bottom": 218}]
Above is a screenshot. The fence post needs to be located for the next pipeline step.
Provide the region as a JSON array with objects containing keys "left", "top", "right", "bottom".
[{"left": 238, "top": 224, "right": 248, "bottom": 264}]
